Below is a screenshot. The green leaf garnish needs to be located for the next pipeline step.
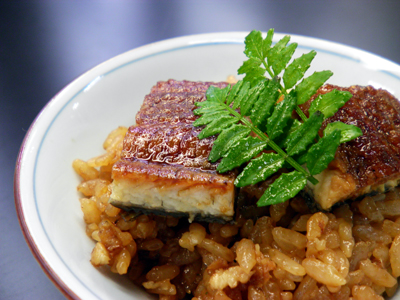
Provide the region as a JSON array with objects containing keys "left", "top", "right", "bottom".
[
  {"left": 209, "top": 124, "right": 251, "bottom": 162},
  {"left": 306, "top": 129, "right": 342, "bottom": 175},
  {"left": 243, "top": 30, "right": 266, "bottom": 60},
  {"left": 324, "top": 121, "right": 363, "bottom": 143},
  {"left": 193, "top": 110, "right": 231, "bottom": 126},
  {"left": 257, "top": 171, "right": 307, "bottom": 206},
  {"left": 226, "top": 80, "right": 243, "bottom": 106},
  {"left": 241, "top": 80, "right": 266, "bottom": 116},
  {"left": 267, "top": 90, "right": 297, "bottom": 141},
  {"left": 232, "top": 80, "right": 250, "bottom": 109},
  {"left": 309, "top": 89, "right": 353, "bottom": 118},
  {"left": 283, "top": 50, "right": 316, "bottom": 90},
  {"left": 249, "top": 78, "right": 280, "bottom": 131},
  {"left": 235, "top": 153, "right": 284, "bottom": 187},
  {"left": 205, "top": 84, "right": 231, "bottom": 102},
  {"left": 194, "top": 29, "right": 363, "bottom": 206},
  {"left": 295, "top": 71, "right": 333, "bottom": 105},
  {"left": 238, "top": 58, "right": 265, "bottom": 85},
  {"left": 284, "top": 111, "right": 324, "bottom": 156},
  {"left": 217, "top": 137, "right": 267, "bottom": 173},
  {"left": 196, "top": 115, "right": 238, "bottom": 139}
]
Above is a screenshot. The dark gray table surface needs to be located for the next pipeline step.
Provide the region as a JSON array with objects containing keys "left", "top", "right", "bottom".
[{"left": 2, "top": 1, "right": 400, "bottom": 299}]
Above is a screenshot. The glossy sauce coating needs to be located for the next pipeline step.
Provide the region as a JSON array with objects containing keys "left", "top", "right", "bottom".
[
  {"left": 149, "top": 79, "right": 229, "bottom": 94},
  {"left": 121, "top": 124, "right": 217, "bottom": 171},
  {"left": 111, "top": 80, "right": 235, "bottom": 221},
  {"left": 136, "top": 92, "right": 206, "bottom": 125},
  {"left": 302, "top": 84, "right": 400, "bottom": 194},
  {"left": 128, "top": 79, "right": 230, "bottom": 172}
]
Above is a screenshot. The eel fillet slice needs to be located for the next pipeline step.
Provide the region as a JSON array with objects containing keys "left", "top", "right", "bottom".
[
  {"left": 110, "top": 79, "right": 235, "bottom": 222},
  {"left": 301, "top": 84, "right": 400, "bottom": 210}
]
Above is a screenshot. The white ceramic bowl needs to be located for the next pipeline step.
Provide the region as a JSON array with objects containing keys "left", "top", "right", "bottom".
[{"left": 15, "top": 32, "right": 400, "bottom": 299}]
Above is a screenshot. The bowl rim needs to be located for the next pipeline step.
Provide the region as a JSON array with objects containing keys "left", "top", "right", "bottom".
[
  {"left": 14, "top": 100, "right": 79, "bottom": 299},
  {"left": 13, "top": 30, "right": 400, "bottom": 299}
]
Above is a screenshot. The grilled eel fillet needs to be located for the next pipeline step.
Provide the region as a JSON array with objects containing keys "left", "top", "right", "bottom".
[
  {"left": 301, "top": 84, "right": 400, "bottom": 210},
  {"left": 110, "top": 80, "right": 236, "bottom": 222}
]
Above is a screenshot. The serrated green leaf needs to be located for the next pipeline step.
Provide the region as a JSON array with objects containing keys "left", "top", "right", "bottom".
[
  {"left": 295, "top": 70, "right": 333, "bottom": 105},
  {"left": 292, "top": 151, "right": 308, "bottom": 166},
  {"left": 238, "top": 57, "right": 263, "bottom": 75},
  {"left": 194, "top": 101, "right": 220, "bottom": 107},
  {"left": 239, "top": 29, "right": 276, "bottom": 85},
  {"left": 262, "top": 28, "right": 274, "bottom": 54},
  {"left": 250, "top": 79, "right": 280, "bottom": 131},
  {"left": 233, "top": 80, "right": 251, "bottom": 109},
  {"left": 217, "top": 137, "right": 267, "bottom": 173},
  {"left": 270, "top": 42, "right": 297, "bottom": 76},
  {"left": 257, "top": 171, "right": 307, "bottom": 206},
  {"left": 197, "top": 115, "right": 238, "bottom": 139},
  {"left": 306, "top": 129, "right": 341, "bottom": 175},
  {"left": 193, "top": 105, "right": 225, "bottom": 116},
  {"left": 267, "top": 90, "right": 297, "bottom": 141},
  {"left": 248, "top": 74, "right": 267, "bottom": 88},
  {"left": 235, "top": 153, "right": 284, "bottom": 187},
  {"left": 324, "top": 121, "right": 363, "bottom": 143},
  {"left": 280, "top": 120, "right": 309, "bottom": 168},
  {"left": 279, "top": 118, "right": 302, "bottom": 146},
  {"left": 267, "top": 35, "right": 290, "bottom": 68},
  {"left": 243, "top": 30, "right": 265, "bottom": 60},
  {"left": 284, "top": 111, "right": 324, "bottom": 156},
  {"left": 226, "top": 80, "right": 243, "bottom": 106},
  {"left": 241, "top": 80, "right": 266, "bottom": 116},
  {"left": 194, "top": 100, "right": 222, "bottom": 110},
  {"left": 239, "top": 29, "right": 274, "bottom": 84},
  {"left": 204, "top": 85, "right": 220, "bottom": 102},
  {"left": 283, "top": 50, "right": 316, "bottom": 89},
  {"left": 205, "top": 85, "right": 231, "bottom": 103},
  {"left": 309, "top": 89, "right": 352, "bottom": 119},
  {"left": 209, "top": 124, "right": 251, "bottom": 162},
  {"left": 192, "top": 110, "right": 231, "bottom": 126}
]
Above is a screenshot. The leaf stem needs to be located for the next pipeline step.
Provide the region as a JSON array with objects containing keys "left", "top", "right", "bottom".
[
  {"left": 278, "top": 83, "right": 308, "bottom": 123},
  {"left": 295, "top": 106, "right": 308, "bottom": 122},
  {"left": 262, "top": 60, "right": 275, "bottom": 79},
  {"left": 225, "top": 104, "right": 318, "bottom": 185}
]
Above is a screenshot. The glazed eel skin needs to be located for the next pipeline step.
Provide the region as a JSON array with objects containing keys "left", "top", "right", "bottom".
[
  {"left": 110, "top": 80, "right": 236, "bottom": 222},
  {"left": 110, "top": 80, "right": 400, "bottom": 219},
  {"left": 301, "top": 84, "right": 400, "bottom": 210}
]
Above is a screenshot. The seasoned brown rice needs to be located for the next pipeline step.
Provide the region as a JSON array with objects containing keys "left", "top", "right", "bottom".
[{"left": 74, "top": 127, "right": 400, "bottom": 300}]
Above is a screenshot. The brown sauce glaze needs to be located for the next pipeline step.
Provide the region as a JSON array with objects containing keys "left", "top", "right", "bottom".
[
  {"left": 117, "top": 80, "right": 231, "bottom": 174},
  {"left": 302, "top": 84, "right": 400, "bottom": 195}
]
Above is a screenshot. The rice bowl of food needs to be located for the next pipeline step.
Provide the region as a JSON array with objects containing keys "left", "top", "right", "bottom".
[{"left": 14, "top": 30, "right": 400, "bottom": 300}]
